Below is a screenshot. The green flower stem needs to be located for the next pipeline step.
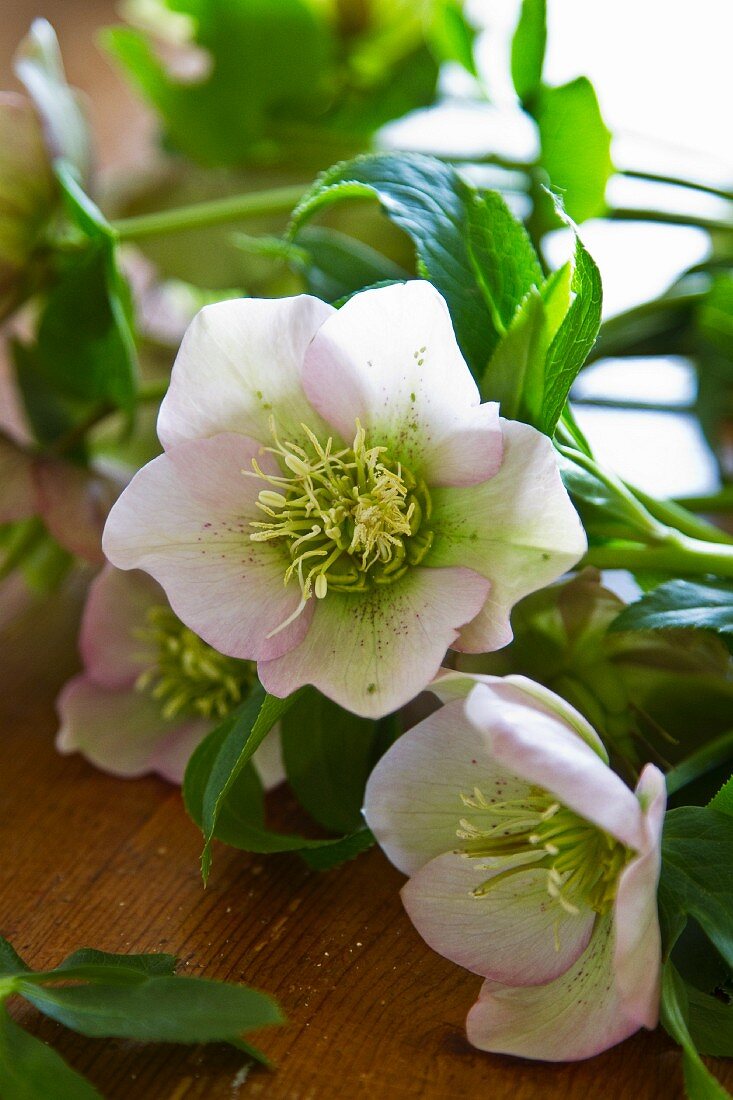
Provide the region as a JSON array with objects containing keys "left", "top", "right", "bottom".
[
  {"left": 665, "top": 729, "right": 733, "bottom": 797},
  {"left": 676, "top": 487, "right": 733, "bottom": 513},
  {"left": 608, "top": 206, "right": 732, "bottom": 234},
  {"left": 627, "top": 484, "right": 733, "bottom": 546},
  {"left": 113, "top": 184, "right": 307, "bottom": 242},
  {"left": 587, "top": 287, "right": 704, "bottom": 363},
  {"left": 137, "top": 378, "right": 170, "bottom": 403},
  {"left": 619, "top": 167, "right": 733, "bottom": 203},
  {"left": 583, "top": 532, "right": 733, "bottom": 578}
]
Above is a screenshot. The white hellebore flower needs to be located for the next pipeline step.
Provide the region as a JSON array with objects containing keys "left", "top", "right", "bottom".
[
  {"left": 363, "top": 673, "right": 666, "bottom": 1060},
  {"left": 104, "top": 282, "right": 585, "bottom": 718}
]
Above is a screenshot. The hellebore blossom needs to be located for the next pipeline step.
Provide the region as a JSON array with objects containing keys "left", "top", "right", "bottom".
[
  {"left": 103, "top": 281, "right": 585, "bottom": 717},
  {"left": 57, "top": 565, "right": 283, "bottom": 785},
  {"left": 363, "top": 673, "right": 665, "bottom": 1061}
]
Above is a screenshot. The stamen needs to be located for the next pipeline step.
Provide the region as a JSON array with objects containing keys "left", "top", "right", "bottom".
[{"left": 247, "top": 418, "right": 432, "bottom": 609}]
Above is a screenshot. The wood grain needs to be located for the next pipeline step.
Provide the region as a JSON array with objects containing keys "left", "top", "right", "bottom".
[{"left": 0, "top": 598, "right": 728, "bottom": 1100}]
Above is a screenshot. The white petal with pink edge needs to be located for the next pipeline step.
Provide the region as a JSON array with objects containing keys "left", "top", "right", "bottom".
[
  {"left": 79, "top": 565, "right": 163, "bottom": 689},
  {"left": 259, "top": 566, "right": 491, "bottom": 720},
  {"left": 103, "top": 433, "right": 314, "bottom": 662},
  {"left": 402, "top": 852, "right": 595, "bottom": 984},
  {"left": 428, "top": 419, "right": 586, "bottom": 652},
  {"left": 302, "top": 282, "right": 503, "bottom": 487},
  {"left": 466, "top": 913, "right": 650, "bottom": 1061},
  {"left": 157, "top": 295, "right": 334, "bottom": 450}
]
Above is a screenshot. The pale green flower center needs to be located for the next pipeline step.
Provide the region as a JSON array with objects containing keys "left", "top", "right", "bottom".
[
  {"left": 135, "top": 605, "right": 255, "bottom": 721},
  {"left": 247, "top": 419, "right": 433, "bottom": 608},
  {"left": 458, "top": 786, "right": 631, "bottom": 916}
]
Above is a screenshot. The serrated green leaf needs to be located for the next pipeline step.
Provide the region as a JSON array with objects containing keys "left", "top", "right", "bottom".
[
  {"left": 19, "top": 975, "right": 282, "bottom": 1044},
  {"left": 539, "top": 201, "right": 602, "bottom": 434},
  {"left": 534, "top": 76, "right": 613, "bottom": 224},
  {"left": 510, "top": 0, "right": 546, "bottom": 103},
  {"left": 280, "top": 689, "right": 396, "bottom": 833},
  {"left": 466, "top": 188, "right": 543, "bottom": 336},
  {"left": 289, "top": 153, "right": 497, "bottom": 378},
  {"left": 0, "top": 1008, "right": 102, "bottom": 1100},
  {"left": 612, "top": 580, "right": 733, "bottom": 642},
  {"left": 661, "top": 964, "right": 731, "bottom": 1100},
  {"left": 56, "top": 949, "right": 177, "bottom": 977},
  {"left": 687, "top": 984, "right": 733, "bottom": 1058},
  {"left": 298, "top": 828, "right": 374, "bottom": 870}
]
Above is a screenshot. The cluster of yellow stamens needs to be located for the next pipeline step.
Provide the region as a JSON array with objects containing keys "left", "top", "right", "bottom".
[
  {"left": 135, "top": 606, "right": 254, "bottom": 721},
  {"left": 458, "top": 786, "right": 631, "bottom": 917},
  {"left": 247, "top": 419, "right": 433, "bottom": 605}
]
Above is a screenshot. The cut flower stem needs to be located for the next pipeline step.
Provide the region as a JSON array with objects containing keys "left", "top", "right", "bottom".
[{"left": 112, "top": 184, "right": 307, "bottom": 241}]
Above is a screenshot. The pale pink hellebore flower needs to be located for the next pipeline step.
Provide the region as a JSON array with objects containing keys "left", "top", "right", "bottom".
[
  {"left": 57, "top": 564, "right": 283, "bottom": 785},
  {"left": 103, "top": 282, "right": 586, "bottom": 718},
  {"left": 363, "top": 672, "right": 666, "bottom": 1061}
]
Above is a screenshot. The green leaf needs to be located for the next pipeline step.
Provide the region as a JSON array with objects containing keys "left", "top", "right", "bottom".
[
  {"left": 0, "top": 1008, "right": 102, "bottom": 1100},
  {"left": 280, "top": 689, "right": 397, "bottom": 833},
  {"left": 19, "top": 975, "right": 282, "bottom": 1044},
  {"left": 466, "top": 189, "right": 544, "bottom": 337},
  {"left": 428, "top": 0, "right": 478, "bottom": 76},
  {"left": 709, "top": 775, "right": 733, "bottom": 819},
  {"left": 511, "top": 0, "right": 546, "bottom": 103},
  {"left": 612, "top": 580, "right": 733, "bottom": 644},
  {"left": 534, "top": 76, "right": 613, "bottom": 224},
  {"left": 56, "top": 948, "right": 177, "bottom": 977},
  {"left": 0, "top": 937, "right": 30, "bottom": 977},
  {"left": 298, "top": 827, "right": 374, "bottom": 870},
  {"left": 658, "top": 806, "right": 733, "bottom": 967},
  {"left": 538, "top": 199, "right": 602, "bottom": 434},
  {"left": 660, "top": 964, "right": 731, "bottom": 1100},
  {"left": 687, "top": 984, "right": 733, "bottom": 1058},
  {"left": 289, "top": 153, "right": 498, "bottom": 378}
]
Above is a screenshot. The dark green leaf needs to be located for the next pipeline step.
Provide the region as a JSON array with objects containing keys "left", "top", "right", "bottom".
[
  {"left": 298, "top": 828, "right": 374, "bottom": 870},
  {"left": 687, "top": 984, "right": 733, "bottom": 1058},
  {"left": 511, "top": 0, "right": 546, "bottom": 103},
  {"left": 0, "top": 1009, "right": 101, "bottom": 1100},
  {"left": 19, "top": 975, "right": 282, "bottom": 1044},
  {"left": 659, "top": 806, "right": 733, "bottom": 967},
  {"left": 534, "top": 76, "right": 612, "bottom": 224},
  {"left": 0, "top": 937, "right": 30, "bottom": 977},
  {"left": 281, "top": 689, "right": 396, "bottom": 833},
  {"left": 612, "top": 580, "right": 733, "bottom": 641},
  {"left": 660, "top": 964, "right": 731, "bottom": 1099},
  {"left": 466, "top": 189, "right": 543, "bottom": 336},
  {"left": 56, "top": 948, "right": 177, "bottom": 977},
  {"left": 289, "top": 153, "right": 497, "bottom": 378},
  {"left": 709, "top": 775, "right": 733, "bottom": 819},
  {"left": 55, "top": 161, "right": 115, "bottom": 242}
]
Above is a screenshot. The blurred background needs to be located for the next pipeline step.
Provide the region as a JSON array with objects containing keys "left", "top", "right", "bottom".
[{"left": 1, "top": 0, "right": 731, "bottom": 500}]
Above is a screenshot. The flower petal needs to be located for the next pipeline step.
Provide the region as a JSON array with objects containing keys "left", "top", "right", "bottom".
[
  {"left": 0, "top": 435, "right": 36, "bottom": 522},
  {"left": 363, "top": 697, "right": 527, "bottom": 874},
  {"left": 428, "top": 419, "right": 586, "bottom": 651},
  {"left": 157, "top": 295, "right": 334, "bottom": 450},
  {"left": 302, "top": 282, "right": 503, "bottom": 487},
  {"left": 258, "top": 566, "right": 491, "bottom": 720},
  {"left": 402, "top": 852, "right": 594, "bottom": 983},
  {"left": 464, "top": 682, "right": 644, "bottom": 850},
  {"left": 56, "top": 675, "right": 208, "bottom": 782},
  {"left": 466, "top": 913, "right": 647, "bottom": 1060},
  {"left": 613, "top": 763, "right": 665, "bottom": 1027},
  {"left": 79, "top": 565, "right": 163, "bottom": 689},
  {"left": 103, "top": 433, "right": 314, "bottom": 662}
]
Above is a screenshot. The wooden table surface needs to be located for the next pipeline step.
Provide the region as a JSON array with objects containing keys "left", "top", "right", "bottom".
[
  {"left": 2, "top": 587, "right": 727, "bottom": 1100},
  {"left": 1, "top": 3, "right": 731, "bottom": 1097}
]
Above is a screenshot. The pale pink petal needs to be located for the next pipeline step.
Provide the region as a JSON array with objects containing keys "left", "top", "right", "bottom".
[
  {"left": 157, "top": 295, "right": 334, "bottom": 450},
  {"left": 79, "top": 565, "right": 164, "bottom": 689},
  {"left": 402, "top": 852, "right": 594, "bottom": 983},
  {"left": 302, "top": 282, "right": 503, "bottom": 487},
  {"left": 464, "top": 683, "right": 644, "bottom": 850},
  {"left": 430, "top": 671, "right": 608, "bottom": 759},
  {"left": 35, "top": 459, "right": 121, "bottom": 564},
  {"left": 613, "top": 764, "right": 665, "bottom": 1027},
  {"left": 0, "top": 435, "right": 36, "bottom": 522},
  {"left": 428, "top": 419, "right": 586, "bottom": 651},
  {"left": 466, "top": 914, "right": 647, "bottom": 1060},
  {"left": 363, "top": 697, "right": 527, "bottom": 874},
  {"left": 258, "top": 566, "right": 491, "bottom": 720},
  {"left": 103, "top": 434, "right": 314, "bottom": 662},
  {"left": 56, "top": 675, "right": 209, "bottom": 782}
]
